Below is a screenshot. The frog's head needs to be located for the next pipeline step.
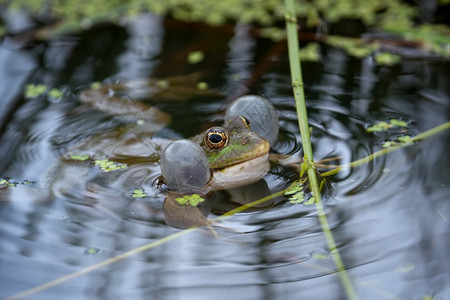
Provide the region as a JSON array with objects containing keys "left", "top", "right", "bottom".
[{"left": 191, "top": 116, "right": 270, "bottom": 189}]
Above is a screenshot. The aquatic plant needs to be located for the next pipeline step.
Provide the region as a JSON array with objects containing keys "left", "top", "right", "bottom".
[{"left": 4, "top": 0, "right": 449, "bottom": 57}]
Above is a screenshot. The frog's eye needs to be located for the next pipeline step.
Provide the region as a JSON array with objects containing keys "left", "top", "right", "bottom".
[
  {"left": 205, "top": 128, "right": 228, "bottom": 150},
  {"left": 239, "top": 116, "right": 251, "bottom": 129}
]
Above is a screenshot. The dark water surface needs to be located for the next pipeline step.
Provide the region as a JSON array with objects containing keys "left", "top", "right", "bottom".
[{"left": 1, "top": 14, "right": 449, "bottom": 299}]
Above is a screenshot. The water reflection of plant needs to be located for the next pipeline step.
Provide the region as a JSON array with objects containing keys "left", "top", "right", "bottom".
[{"left": 4, "top": 0, "right": 450, "bottom": 57}]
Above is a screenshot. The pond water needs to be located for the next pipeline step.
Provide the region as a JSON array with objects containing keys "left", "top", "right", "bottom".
[{"left": 1, "top": 14, "right": 449, "bottom": 300}]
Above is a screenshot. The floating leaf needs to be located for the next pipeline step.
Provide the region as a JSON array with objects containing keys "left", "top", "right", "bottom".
[
  {"left": 95, "top": 159, "right": 127, "bottom": 172},
  {"left": 367, "top": 121, "right": 390, "bottom": 132},
  {"left": 383, "top": 141, "right": 395, "bottom": 148},
  {"left": 299, "top": 43, "right": 321, "bottom": 62},
  {"left": 25, "top": 84, "right": 48, "bottom": 98},
  {"left": 85, "top": 248, "right": 99, "bottom": 255},
  {"left": 49, "top": 88, "right": 64, "bottom": 98},
  {"left": 390, "top": 119, "right": 408, "bottom": 127},
  {"left": 187, "top": 51, "right": 204, "bottom": 64},
  {"left": 326, "top": 36, "right": 377, "bottom": 58},
  {"left": 312, "top": 253, "right": 328, "bottom": 261},
  {"left": 289, "top": 191, "right": 305, "bottom": 204},
  {"left": 70, "top": 154, "right": 90, "bottom": 161},
  {"left": 367, "top": 119, "right": 409, "bottom": 132},
  {"left": 197, "top": 81, "right": 209, "bottom": 90},
  {"left": 304, "top": 196, "right": 315, "bottom": 205},
  {"left": 131, "top": 189, "right": 147, "bottom": 198},
  {"left": 175, "top": 194, "right": 205, "bottom": 207},
  {"left": 90, "top": 82, "right": 102, "bottom": 90},
  {"left": 259, "top": 27, "right": 286, "bottom": 42},
  {"left": 0, "top": 179, "right": 17, "bottom": 187},
  {"left": 285, "top": 179, "right": 305, "bottom": 195},
  {"left": 375, "top": 52, "right": 401, "bottom": 66},
  {"left": 397, "top": 135, "right": 412, "bottom": 143}
]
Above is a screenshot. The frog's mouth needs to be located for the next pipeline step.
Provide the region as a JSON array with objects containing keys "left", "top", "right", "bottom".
[{"left": 209, "top": 153, "right": 270, "bottom": 190}]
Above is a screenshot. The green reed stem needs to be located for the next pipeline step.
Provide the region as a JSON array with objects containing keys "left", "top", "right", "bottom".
[{"left": 284, "top": 0, "right": 357, "bottom": 299}]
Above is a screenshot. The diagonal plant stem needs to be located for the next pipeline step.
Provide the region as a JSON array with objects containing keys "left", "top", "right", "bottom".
[
  {"left": 321, "top": 121, "right": 450, "bottom": 177},
  {"left": 284, "top": 0, "right": 358, "bottom": 299}
]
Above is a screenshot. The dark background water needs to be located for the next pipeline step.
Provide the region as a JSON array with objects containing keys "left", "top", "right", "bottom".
[{"left": 0, "top": 13, "right": 449, "bottom": 299}]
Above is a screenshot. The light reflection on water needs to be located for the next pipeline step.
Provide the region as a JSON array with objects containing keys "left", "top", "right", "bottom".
[{"left": 1, "top": 14, "right": 449, "bottom": 300}]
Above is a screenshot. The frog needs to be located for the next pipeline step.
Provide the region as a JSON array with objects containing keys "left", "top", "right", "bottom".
[
  {"left": 64, "top": 88, "right": 275, "bottom": 194},
  {"left": 160, "top": 115, "right": 271, "bottom": 194}
]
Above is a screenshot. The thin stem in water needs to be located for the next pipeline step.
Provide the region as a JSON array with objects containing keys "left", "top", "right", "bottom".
[{"left": 284, "top": 0, "right": 357, "bottom": 299}]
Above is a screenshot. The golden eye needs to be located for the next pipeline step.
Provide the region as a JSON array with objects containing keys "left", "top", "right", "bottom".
[
  {"left": 205, "top": 128, "right": 228, "bottom": 150},
  {"left": 239, "top": 116, "right": 250, "bottom": 129}
]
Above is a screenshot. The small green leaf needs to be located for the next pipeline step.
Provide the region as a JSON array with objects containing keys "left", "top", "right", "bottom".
[
  {"left": 85, "top": 248, "right": 99, "bottom": 255},
  {"left": 383, "top": 141, "right": 395, "bottom": 148},
  {"left": 375, "top": 52, "right": 401, "bottom": 66},
  {"left": 176, "top": 196, "right": 189, "bottom": 205},
  {"left": 259, "top": 27, "right": 286, "bottom": 42},
  {"left": 187, "top": 51, "right": 204, "bottom": 64},
  {"left": 197, "top": 81, "right": 209, "bottom": 90},
  {"left": 312, "top": 253, "right": 328, "bottom": 261},
  {"left": 90, "top": 82, "right": 102, "bottom": 90},
  {"left": 299, "top": 43, "right": 321, "bottom": 62},
  {"left": 367, "top": 121, "right": 390, "bottom": 132},
  {"left": 48, "top": 88, "right": 64, "bottom": 98},
  {"left": 397, "top": 135, "right": 412, "bottom": 143},
  {"left": 289, "top": 191, "right": 305, "bottom": 204},
  {"left": 303, "top": 196, "right": 315, "bottom": 205},
  {"left": 175, "top": 194, "right": 205, "bottom": 207},
  {"left": 95, "top": 159, "right": 127, "bottom": 172},
  {"left": 285, "top": 179, "right": 305, "bottom": 195},
  {"left": 70, "top": 154, "right": 90, "bottom": 161},
  {"left": 25, "top": 84, "right": 48, "bottom": 99},
  {"left": 0, "top": 179, "right": 7, "bottom": 185},
  {"left": 390, "top": 119, "right": 408, "bottom": 127},
  {"left": 131, "top": 189, "right": 147, "bottom": 198}
]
